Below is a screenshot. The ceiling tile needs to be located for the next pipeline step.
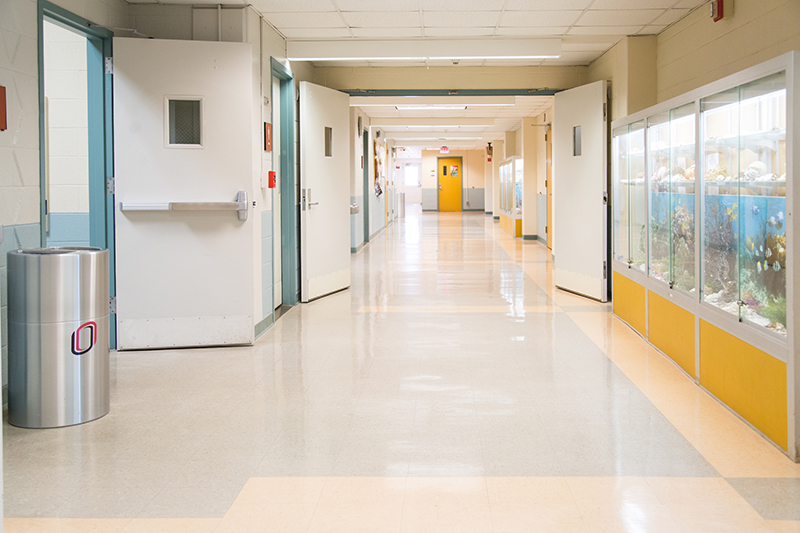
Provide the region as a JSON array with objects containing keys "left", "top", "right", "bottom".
[
  {"left": 651, "top": 8, "right": 690, "bottom": 25},
  {"left": 568, "top": 25, "right": 644, "bottom": 35},
  {"left": 250, "top": 0, "right": 335, "bottom": 12},
  {"left": 421, "top": 0, "right": 505, "bottom": 10},
  {"left": 423, "top": 27, "right": 495, "bottom": 36},
  {"left": 577, "top": 9, "right": 664, "bottom": 26},
  {"left": 265, "top": 12, "right": 345, "bottom": 28},
  {"left": 314, "top": 60, "right": 370, "bottom": 67},
  {"left": 495, "top": 26, "right": 569, "bottom": 36},
  {"left": 558, "top": 51, "right": 602, "bottom": 62},
  {"left": 505, "top": 0, "right": 592, "bottom": 8},
  {"left": 500, "top": 10, "right": 583, "bottom": 27},
  {"left": 424, "top": 11, "right": 501, "bottom": 27},
  {"left": 482, "top": 59, "right": 543, "bottom": 66},
  {"left": 590, "top": 0, "right": 675, "bottom": 8},
  {"left": 281, "top": 27, "right": 352, "bottom": 38},
  {"left": 351, "top": 27, "right": 423, "bottom": 37},
  {"left": 335, "top": 0, "right": 419, "bottom": 10},
  {"left": 343, "top": 11, "right": 420, "bottom": 27}
]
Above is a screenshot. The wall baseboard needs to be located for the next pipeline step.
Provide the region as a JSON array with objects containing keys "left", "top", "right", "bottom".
[
  {"left": 493, "top": 216, "right": 500, "bottom": 220},
  {"left": 351, "top": 242, "right": 366, "bottom": 254},
  {"left": 537, "top": 235, "right": 549, "bottom": 246},
  {"left": 254, "top": 314, "right": 275, "bottom": 339},
  {"left": 523, "top": 234, "right": 538, "bottom": 240},
  {"left": 485, "top": 211, "right": 492, "bottom": 216}
]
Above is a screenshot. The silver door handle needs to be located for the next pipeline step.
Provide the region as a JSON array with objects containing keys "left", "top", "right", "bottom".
[
  {"left": 439, "top": 184, "right": 443, "bottom": 189},
  {"left": 309, "top": 202, "right": 319, "bottom": 206}
]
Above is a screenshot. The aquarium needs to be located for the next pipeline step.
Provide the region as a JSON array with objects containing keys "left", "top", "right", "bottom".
[
  {"left": 648, "top": 111, "right": 671, "bottom": 285},
  {"left": 701, "top": 71, "right": 787, "bottom": 335},
  {"left": 670, "top": 103, "right": 696, "bottom": 293},
  {"left": 629, "top": 121, "right": 646, "bottom": 272}
]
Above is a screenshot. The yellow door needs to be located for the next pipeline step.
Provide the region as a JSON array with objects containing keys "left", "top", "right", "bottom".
[{"left": 438, "top": 157, "right": 462, "bottom": 212}]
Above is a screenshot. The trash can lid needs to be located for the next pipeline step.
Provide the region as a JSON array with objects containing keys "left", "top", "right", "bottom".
[
  {"left": 56, "top": 246, "right": 104, "bottom": 252},
  {"left": 14, "top": 248, "right": 73, "bottom": 255}
]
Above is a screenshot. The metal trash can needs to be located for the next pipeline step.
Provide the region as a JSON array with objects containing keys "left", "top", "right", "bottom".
[
  {"left": 7, "top": 247, "right": 110, "bottom": 428},
  {"left": 398, "top": 192, "right": 406, "bottom": 219}
]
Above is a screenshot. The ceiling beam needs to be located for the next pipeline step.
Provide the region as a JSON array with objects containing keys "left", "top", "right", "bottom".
[
  {"left": 351, "top": 96, "right": 516, "bottom": 107},
  {"left": 383, "top": 131, "right": 487, "bottom": 140}
]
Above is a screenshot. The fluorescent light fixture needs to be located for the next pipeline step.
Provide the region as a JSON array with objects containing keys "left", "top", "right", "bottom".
[
  {"left": 396, "top": 105, "right": 468, "bottom": 111},
  {"left": 351, "top": 96, "right": 516, "bottom": 107},
  {"left": 287, "top": 39, "right": 561, "bottom": 62}
]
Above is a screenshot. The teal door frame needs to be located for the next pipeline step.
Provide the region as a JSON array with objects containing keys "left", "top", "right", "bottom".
[
  {"left": 270, "top": 58, "right": 299, "bottom": 307},
  {"left": 38, "top": 1, "right": 117, "bottom": 347},
  {"left": 363, "top": 131, "right": 369, "bottom": 243}
]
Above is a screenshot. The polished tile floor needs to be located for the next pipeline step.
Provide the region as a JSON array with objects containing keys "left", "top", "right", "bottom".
[{"left": 5, "top": 207, "right": 800, "bottom": 532}]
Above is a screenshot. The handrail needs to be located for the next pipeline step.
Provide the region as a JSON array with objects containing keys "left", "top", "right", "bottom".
[{"left": 120, "top": 191, "right": 248, "bottom": 221}]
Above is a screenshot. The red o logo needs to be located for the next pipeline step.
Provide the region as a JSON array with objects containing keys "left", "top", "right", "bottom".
[{"left": 71, "top": 322, "right": 97, "bottom": 356}]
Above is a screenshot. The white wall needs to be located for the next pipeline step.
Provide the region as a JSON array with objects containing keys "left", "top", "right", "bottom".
[{"left": 397, "top": 159, "right": 422, "bottom": 205}]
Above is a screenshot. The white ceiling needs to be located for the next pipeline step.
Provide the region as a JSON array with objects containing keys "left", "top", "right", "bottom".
[
  {"left": 244, "top": 0, "right": 707, "bottom": 67},
  {"left": 358, "top": 95, "right": 553, "bottom": 150}
]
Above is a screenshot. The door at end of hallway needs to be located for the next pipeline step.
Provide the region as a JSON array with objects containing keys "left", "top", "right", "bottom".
[{"left": 438, "top": 157, "right": 462, "bottom": 212}]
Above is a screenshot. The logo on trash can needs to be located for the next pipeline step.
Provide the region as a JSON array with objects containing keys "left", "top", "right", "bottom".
[{"left": 71, "top": 321, "right": 98, "bottom": 356}]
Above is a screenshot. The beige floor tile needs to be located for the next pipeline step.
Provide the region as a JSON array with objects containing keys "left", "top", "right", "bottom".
[
  {"left": 308, "top": 504, "right": 403, "bottom": 533},
  {"left": 3, "top": 519, "right": 36, "bottom": 533},
  {"left": 768, "top": 521, "right": 800, "bottom": 533},
  {"left": 215, "top": 503, "right": 317, "bottom": 533},
  {"left": 491, "top": 503, "right": 587, "bottom": 533},
  {"left": 485, "top": 477, "right": 576, "bottom": 508},
  {"left": 122, "top": 518, "right": 220, "bottom": 532},
  {"left": 317, "top": 477, "right": 406, "bottom": 507},
  {"left": 401, "top": 477, "right": 492, "bottom": 533},
  {"left": 16, "top": 519, "right": 130, "bottom": 532},
  {"left": 233, "top": 477, "right": 327, "bottom": 505}
]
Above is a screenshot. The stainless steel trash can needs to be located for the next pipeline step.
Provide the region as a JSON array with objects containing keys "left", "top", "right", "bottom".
[{"left": 7, "top": 247, "right": 110, "bottom": 428}]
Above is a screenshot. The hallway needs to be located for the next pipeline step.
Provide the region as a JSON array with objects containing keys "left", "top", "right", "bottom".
[{"left": 5, "top": 208, "right": 800, "bottom": 532}]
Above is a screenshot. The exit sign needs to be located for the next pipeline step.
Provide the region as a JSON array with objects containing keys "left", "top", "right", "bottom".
[{"left": 440, "top": 146, "right": 449, "bottom": 154}]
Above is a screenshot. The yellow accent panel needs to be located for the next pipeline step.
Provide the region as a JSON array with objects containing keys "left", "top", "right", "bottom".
[
  {"left": 648, "top": 291, "right": 695, "bottom": 378},
  {"left": 612, "top": 272, "right": 646, "bottom": 336},
  {"left": 499, "top": 214, "right": 521, "bottom": 238},
  {"left": 700, "top": 320, "right": 787, "bottom": 451}
]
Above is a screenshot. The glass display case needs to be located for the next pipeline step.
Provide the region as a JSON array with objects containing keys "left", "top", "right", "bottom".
[
  {"left": 611, "top": 59, "right": 790, "bottom": 340},
  {"left": 613, "top": 121, "right": 646, "bottom": 271},
  {"left": 499, "top": 157, "right": 523, "bottom": 237},
  {"left": 701, "top": 71, "right": 787, "bottom": 335}
]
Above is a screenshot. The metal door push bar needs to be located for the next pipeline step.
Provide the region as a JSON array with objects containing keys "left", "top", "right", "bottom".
[{"left": 120, "top": 191, "right": 248, "bottom": 221}]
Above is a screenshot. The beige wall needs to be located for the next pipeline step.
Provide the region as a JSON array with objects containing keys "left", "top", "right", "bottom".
[
  {"left": 492, "top": 140, "right": 504, "bottom": 217},
  {"left": 587, "top": 36, "right": 657, "bottom": 123},
  {"left": 657, "top": 0, "right": 800, "bottom": 102}
]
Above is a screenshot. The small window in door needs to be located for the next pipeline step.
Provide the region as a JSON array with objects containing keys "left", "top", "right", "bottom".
[
  {"left": 167, "top": 98, "right": 202, "bottom": 147},
  {"left": 324, "top": 127, "right": 333, "bottom": 157}
]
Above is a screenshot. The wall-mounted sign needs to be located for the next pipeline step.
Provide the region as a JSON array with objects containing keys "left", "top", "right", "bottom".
[
  {"left": 264, "top": 122, "right": 272, "bottom": 152},
  {"left": 440, "top": 146, "right": 449, "bottom": 154},
  {"left": 0, "top": 86, "right": 7, "bottom": 131}
]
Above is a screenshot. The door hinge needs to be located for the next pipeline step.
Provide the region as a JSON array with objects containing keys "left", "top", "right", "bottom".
[
  {"left": 105, "top": 57, "right": 113, "bottom": 75},
  {"left": 545, "top": 225, "right": 548, "bottom": 234},
  {"left": 544, "top": 179, "right": 548, "bottom": 187},
  {"left": 602, "top": 191, "right": 609, "bottom": 205},
  {"left": 106, "top": 177, "right": 115, "bottom": 194},
  {"left": 603, "top": 102, "right": 607, "bottom": 120},
  {"left": 109, "top": 296, "right": 116, "bottom": 314},
  {"left": 603, "top": 261, "right": 607, "bottom": 279}
]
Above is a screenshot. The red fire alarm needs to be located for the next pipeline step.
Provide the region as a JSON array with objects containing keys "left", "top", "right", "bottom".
[
  {"left": 710, "top": 0, "right": 724, "bottom": 22},
  {"left": 268, "top": 170, "right": 276, "bottom": 189}
]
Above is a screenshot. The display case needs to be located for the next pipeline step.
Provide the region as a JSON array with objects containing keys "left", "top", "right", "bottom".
[
  {"left": 499, "top": 157, "right": 523, "bottom": 238},
  {"left": 610, "top": 52, "right": 798, "bottom": 459}
]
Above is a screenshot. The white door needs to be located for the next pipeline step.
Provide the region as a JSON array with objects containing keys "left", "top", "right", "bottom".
[
  {"left": 299, "top": 82, "right": 351, "bottom": 302},
  {"left": 553, "top": 80, "right": 608, "bottom": 302},
  {"left": 114, "top": 38, "right": 254, "bottom": 349}
]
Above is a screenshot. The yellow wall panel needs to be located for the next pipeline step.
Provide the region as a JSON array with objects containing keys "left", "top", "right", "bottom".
[
  {"left": 500, "top": 214, "right": 521, "bottom": 238},
  {"left": 612, "top": 272, "right": 646, "bottom": 336},
  {"left": 648, "top": 291, "right": 695, "bottom": 378},
  {"left": 700, "top": 320, "right": 787, "bottom": 451}
]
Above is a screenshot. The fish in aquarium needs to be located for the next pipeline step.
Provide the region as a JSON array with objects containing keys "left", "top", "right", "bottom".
[
  {"left": 767, "top": 216, "right": 783, "bottom": 230},
  {"left": 757, "top": 262, "right": 762, "bottom": 273},
  {"left": 774, "top": 262, "right": 781, "bottom": 272},
  {"left": 751, "top": 205, "right": 760, "bottom": 216}
]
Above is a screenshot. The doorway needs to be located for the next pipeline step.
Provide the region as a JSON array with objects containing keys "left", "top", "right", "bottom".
[
  {"left": 39, "top": 2, "right": 116, "bottom": 346},
  {"left": 363, "top": 130, "right": 370, "bottom": 243},
  {"left": 437, "top": 156, "right": 463, "bottom": 212},
  {"left": 546, "top": 123, "right": 553, "bottom": 250}
]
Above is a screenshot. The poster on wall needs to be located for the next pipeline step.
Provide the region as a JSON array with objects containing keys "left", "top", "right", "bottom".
[{"left": 374, "top": 140, "right": 384, "bottom": 197}]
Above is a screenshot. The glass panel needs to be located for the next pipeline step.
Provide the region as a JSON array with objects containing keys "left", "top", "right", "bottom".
[
  {"left": 515, "top": 159, "right": 523, "bottom": 216},
  {"left": 630, "top": 121, "right": 646, "bottom": 272},
  {"left": 168, "top": 99, "right": 201, "bottom": 145},
  {"left": 648, "top": 111, "right": 670, "bottom": 284},
  {"left": 670, "top": 103, "right": 696, "bottom": 293},
  {"left": 701, "top": 87, "right": 740, "bottom": 317},
  {"left": 738, "top": 72, "right": 786, "bottom": 335},
  {"left": 612, "top": 125, "right": 629, "bottom": 263}
]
